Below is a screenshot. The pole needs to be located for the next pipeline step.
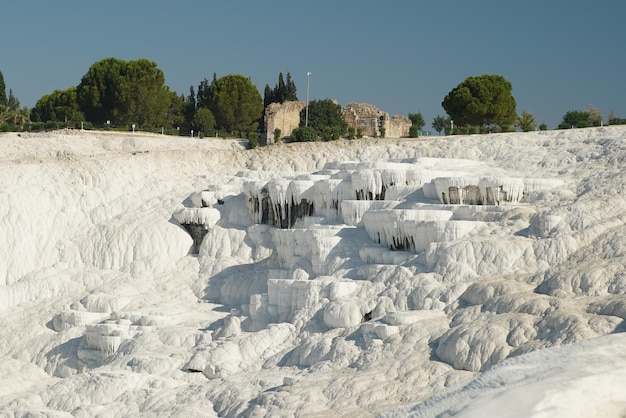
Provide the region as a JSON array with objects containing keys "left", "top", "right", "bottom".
[{"left": 305, "top": 71, "right": 311, "bottom": 127}]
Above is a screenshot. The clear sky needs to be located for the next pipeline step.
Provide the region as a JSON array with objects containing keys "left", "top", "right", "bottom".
[{"left": 2, "top": 0, "right": 625, "bottom": 129}]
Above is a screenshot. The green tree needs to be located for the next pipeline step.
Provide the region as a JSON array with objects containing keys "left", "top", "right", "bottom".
[
  {"left": 302, "top": 99, "right": 347, "bottom": 140},
  {"left": 284, "top": 72, "right": 298, "bottom": 101},
  {"left": 515, "top": 111, "right": 537, "bottom": 132},
  {"left": 31, "top": 87, "right": 82, "bottom": 123},
  {"left": 7, "top": 89, "right": 19, "bottom": 111},
  {"left": 1, "top": 89, "right": 30, "bottom": 130},
  {"left": 432, "top": 115, "right": 448, "bottom": 135},
  {"left": 77, "top": 58, "right": 171, "bottom": 127},
  {"left": 408, "top": 112, "right": 425, "bottom": 137},
  {"left": 558, "top": 110, "right": 590, "bottom": 129},
  {"left": 263, "top": 84, "right": 273, "bottom": 108},
  {"left": 264, "top": 71, "right": 298, "bottom": 106},
  {"left": 207, "top": 74, "right": 263, "bottom": 135},
  {"left": 539, "top": 123, "right": 548, "bottom": 131},
  {"left": 0, "top": 71, "right": 6, "bottom": 108},
  {"left": 166, "top": 91, "right": 185, "bottom": 131},
  {"left": 192, "top": 107, "right": 216, "bottom": 135},
  {"left": 442, "top": 74, "right": 517, "bottom": 129},
  {"left": 125, "top": 59, "right": 171, "bottom": 127}
]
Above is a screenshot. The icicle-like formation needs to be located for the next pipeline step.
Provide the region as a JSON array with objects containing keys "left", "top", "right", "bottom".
[
  {"left": 431, "top": 177, "right": 524, "bottom": 205},
  {"left": 341, "top": 200, "right": 400, "bottom": 226},
  {"left": 272, "top": 227, "right": 343, "bottom": 275},
  {"left": 362, "top": 210, "right": 475, "bottom": 252},
  {"left": 244, "top": 177, "right": 324, "bottom": 228},
  {"left": 173, "top": 207, "right": 221, "bottom": 226},
  {"left": 351, "top": 168, "right": 422, "bottom": 201},
  {"left": 312, "top": 179, "right": 354, "bottom": 221},
  {"left": 430, "top": 176, "right": 564, "bottom": 206}
]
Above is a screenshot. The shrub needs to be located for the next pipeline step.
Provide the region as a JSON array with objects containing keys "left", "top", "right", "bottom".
[
  {"left": 347, "top": 126, "right": 355, "bottom": 139},
  {"left": 273, "top": 128, "right": 281, "bottom": 143},
  {"left": 290, "top": 126, "right": 317, "bottom": 142}
]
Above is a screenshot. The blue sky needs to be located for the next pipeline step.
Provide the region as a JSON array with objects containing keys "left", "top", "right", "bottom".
[{"left": 2, "top": 0, "right": 624, "bottom": 129}]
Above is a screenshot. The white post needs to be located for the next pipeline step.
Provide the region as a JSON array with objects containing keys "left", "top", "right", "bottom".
[
  {"left": 305, "top": 71, "right": 311, "bottom": 127},
  {"left": 132, "top": 124, "right": 135, "bottom": 133},
  {"left": 191, "top": 129, "right": 194, "bottom": 138}
]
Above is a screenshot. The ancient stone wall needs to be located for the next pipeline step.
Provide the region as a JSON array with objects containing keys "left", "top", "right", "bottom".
[
  {"left": 264, "top": 101, "right": 306, "bottom": 144},
  {"left": 264, "top": 101, "right": 411, "bottom": 144},
  {"left": 343, "top": 103, "right": 411, "bottom": 138},
  {"left": 386, "top": 115, "right": 411, "bottom": 138}
]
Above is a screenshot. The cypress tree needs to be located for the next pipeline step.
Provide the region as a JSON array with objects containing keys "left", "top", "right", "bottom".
[{"left": 0, "top": 71, "right": 7, "bottom": 108}]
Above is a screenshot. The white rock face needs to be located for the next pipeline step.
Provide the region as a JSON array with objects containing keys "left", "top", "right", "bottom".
[{"left": 3, "top": 128, "right": 626, "bottom": 417}]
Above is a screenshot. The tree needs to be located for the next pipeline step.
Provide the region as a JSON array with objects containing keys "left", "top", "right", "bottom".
[
  {"left": 408, "top": 112, "right": 425, "bottom": 137},
  {"left": 264, "top": 71, "right": 298, "bottom": 106},
  {"left": 192, "top": 107, "right": 216, "bottom": 135},
  {"left": 442, "top": 74, "right": 517, "bottom": 128},
  {"left": 609, "top": 110, "right": 626, "bottom": 125},
  {"left": 123, "top": 59, "right": 171, "bottom": 127},
  {"left": 558, "top": 110, "right": 590, "bottom": 129},
  {"left": 284, "top": 72, "right": 297, "bottom": 101},
  {"left": 76, "top": 58, "right": 171, "bottom": 127},
  {"left": 31, "top": 87, "right": 82, "bottom": 123},
  {"left": 587, "top": 104, "right": 603, "bottom": 126},
  {"left": 301, "top": 99, "right": 347, "bottom": 141},
  {"left": 0, "top": 71, "right": 6, "bottom": 109},
  {"left": 515, "top": 111, "right": 537, "bottom": 132},
  {"left": 7, "top": 89, "right": 19, "bottom": 111},
  {"left": 207, "top": 74, "right": 263, "bottom": 135},
  {"left": 432, "top": 115, "right": 448, "bottom": 135},
  {"left": 263, "top": 84, "right": 273, "bottom": 108}
]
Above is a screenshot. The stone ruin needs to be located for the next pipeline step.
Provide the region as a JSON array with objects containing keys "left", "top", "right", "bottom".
[
  {"left": 263, "top": 101, "right": 306, "bottom": 144},
  {"left": 342, "top": 103, "right": 411, "bottom": 138},
  {"left": 263, "top": 101, "right": 411, "bottom": 143}
]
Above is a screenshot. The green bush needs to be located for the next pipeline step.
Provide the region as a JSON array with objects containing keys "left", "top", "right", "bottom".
[
  {"left": 291, "top": 126, "right": 318, "bottom": 142},
  {"left": 273, "top": 128, "right": 281, "bottom": 143},
  {"left": 347, "top": 126, "right": 355, "bottom": 139},
  {"left": 247, "top": 131, "right": 259, "bottom": 149}
]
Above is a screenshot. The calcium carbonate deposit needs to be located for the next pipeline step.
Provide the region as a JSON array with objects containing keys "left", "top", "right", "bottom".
[{"left": 2, "top": 127, "right": 626, "bottom": 417}]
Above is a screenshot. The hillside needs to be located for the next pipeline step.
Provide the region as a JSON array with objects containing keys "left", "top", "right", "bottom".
[{"left": 1, "top": 127, "right": 626, "bottom": 417}]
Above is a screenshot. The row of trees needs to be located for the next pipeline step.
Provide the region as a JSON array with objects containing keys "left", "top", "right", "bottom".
[
  {"left": 29, "top": 58, "right": 265, "bottom": 139},
  {"left": 3, "top": 61, "right": 626, "bottom": 140}
]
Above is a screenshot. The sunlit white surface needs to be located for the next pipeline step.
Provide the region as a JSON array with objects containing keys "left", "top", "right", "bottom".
[{"left": 2, "top": 127, "right": 626, "bottom": 417}]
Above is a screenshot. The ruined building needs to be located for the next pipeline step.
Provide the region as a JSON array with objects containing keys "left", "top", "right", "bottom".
[
  {"left": 263, "top": 101, "right": 411, "bottom": 144},
  {"left": 263, "top": 101, "right": 306, "bottom": 144},
  {"left": 343, "top": 103, "right": 411, "bottom": 138}
]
